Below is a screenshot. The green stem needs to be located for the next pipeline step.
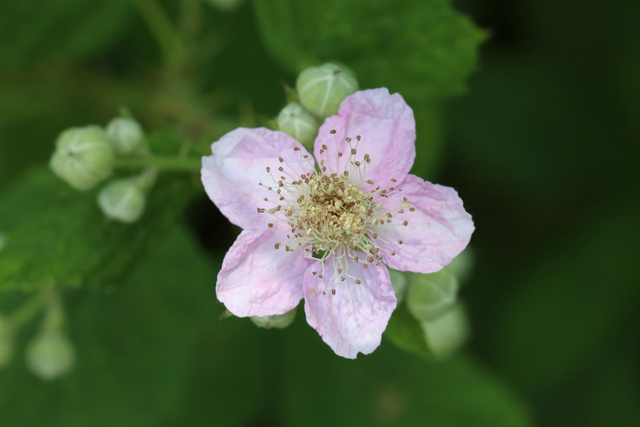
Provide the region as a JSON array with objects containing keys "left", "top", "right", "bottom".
[
  {"left": 135, "top": 0, "right": 186, "bottom": 68},
  {"left": 9, "top": 290, "right": 50, "bottom": 329},
  {"left": 115, "top": 155, "right": 201, "bottom": 172}
]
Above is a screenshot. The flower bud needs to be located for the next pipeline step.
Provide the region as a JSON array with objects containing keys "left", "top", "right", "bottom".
[
  {"left": 406, "top": 270, "right": 459, "bottom": 322},
  {"left": 97, "top": 178, "right": 146, "bottom": 223},
  {"left": 50, "top": 126, "right": 114, "bottom": 190},
  {"left": 251, "top": 308, "right": 296, "bottom": 329},
  {"left": 0, "top": 314, "right": 14, "bottom": 367},
  {"left": 26, "top": 329, "right": 76, "bottom": 380},
  {"left": 389, "top": 268, "right": 408, "bottom": 303},
  {"left": 296, "top": 63, "right": 358, "bottom": 118},
  {"left": 277, "top": 102, "right": 319, "bottom": 150},
  {"left": 105, "top": 117, "right": 145, "bottom": 155},
  {"left": 421, "top": 304, "right": 469, "bottom": 358},
  {"left": 446, "top": 248, "right": 475, "bottom": 285}
]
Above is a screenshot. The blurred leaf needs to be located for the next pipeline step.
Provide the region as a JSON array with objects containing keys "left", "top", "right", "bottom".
[
  {"left": 0, "top": 227, "right": 219, "bottom": 426},
  {"left": 281, "top": 317, "right": 532, "bottom": 427},
  {"left": 253, "top": 0, "right": 486, "bottom": 103},
  {"left": 0, "top": 0, "right": 132, "bottom": 67},
  {"left": 588, "top": 345, "right": 640, "bottom": 427},
  {"left": 0, "top": 146, "right": 198, "bottom": 292},
  {"left": 492, "top": 196, "right": 640, "bottom": 393},
  {"left": 384, "top": 302, "right": 432, "bottom": 358}
]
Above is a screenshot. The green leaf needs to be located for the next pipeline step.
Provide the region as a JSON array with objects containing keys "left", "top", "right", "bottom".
[
  {"left": 383, "top": 302, "right": 432, "bottom": 358},
  {"left": 253, "top": 0, "right": 487, "bottom": 102},
  {"left": 0, "top": 0, "right": 132, "bottom": 67},
  {"left": 0, "top": 166, "right": 196, "bottom": 293},
  {"left": 281, "top": 318, "right": 532, "bottom": 427},
  {"left": 0, "top": 228, "right": 223, "bottom": 427}
]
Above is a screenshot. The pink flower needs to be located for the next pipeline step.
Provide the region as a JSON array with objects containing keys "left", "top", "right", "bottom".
[{"left": 201, "top": 88, "right": 474, "bottom": 358}]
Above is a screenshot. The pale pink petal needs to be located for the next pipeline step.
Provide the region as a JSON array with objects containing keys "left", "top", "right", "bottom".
[
  {"left": 201, "top": 127, "right": 315, "bottom": 230},
  {"left": 217, "top": 228, "right": 312, "bottom": 317},
  {"left": 303, "top": 256, "right": 397, "bottom": 358},
  {"left": 314, "top": 88, "right": 416, "bottom": 188},
  {"left": 376, "top": 174, "right": 474, "bottom": 274}
]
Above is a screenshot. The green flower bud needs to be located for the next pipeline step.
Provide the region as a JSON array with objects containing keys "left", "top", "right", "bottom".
[
  {"left": 277, "top": 103, "right": 319, "bottom": 150},
  {"left": 421, "top": 304, "right": 469, "bottom": 358},
  {"left": 251, "top": 308, "right": 296, "bottom": 329},
  {"left": 26, "top": 329, "right": 76, "bottom": 380},
  {"left": 105, "top": 117, "right": 145, "bottom": 155},
  {"left": 296, "top": 63, "right": 358, "bottom": 118},
  {"left": 97, "top": 178, "right": 146, "bottom": 224},
  {"left": 389, "top": 268, "right": 409, "bottom": 303},
  {"left": 0, "top": 314, "right": 14, "bottom": 367},
  {"left": 50, "top": 126, "right": 114, "bottom": 190},
  {"left": 406, "top": 270, "right": 459, "bottom": 322},
  {"left": 446, "top": 248, "right": 475, "bottom": 285}
]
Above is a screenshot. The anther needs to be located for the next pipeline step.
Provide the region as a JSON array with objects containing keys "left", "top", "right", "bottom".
[
  {"left": 330, "top": 129, "right": 337, "bottom": 134},
  {"left": 398, "top": 240, "right": 403, "bottom": 245},
  {"left": 294, "top": 147, "right": 300, "bottom": 151},
  {"left": 274, "top": 243, "right": 280, "bottom": 249},
  {"left": 403, "top": 221, "right": 408, "bottom": 226},
  {"left": 279, "top": 157, "right": 284, "bottom": 163},
  {"left": 266, "top": 167, "right": 270, "bottom": 172},
  {"left": 355, "top": 279, "right": 362, "bottom": 284},
  {"left": 332, "top": 289, "right": 336, "bottom": 295},
  {"left": 268, "top": 223, "right": 274, "bottom": 228},
  {"left": 356, "top": 135, "right": 361, "bottom": 141}
]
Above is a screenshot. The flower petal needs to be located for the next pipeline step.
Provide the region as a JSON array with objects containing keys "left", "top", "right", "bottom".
[
  {"left": 217, "top": 228, "right": 312, "bottom": 317},
  {"left": 376, "top": 174, "right": 474, "bottom": 274},
  {"left": 201, "top": 127, "right": 315, "bottom": 230},
  {"left": 303, "top": 256, "right": 397, "bottom": 359},
  {"left": 314, "top": 88, "right": 416, "bottom": 187}
]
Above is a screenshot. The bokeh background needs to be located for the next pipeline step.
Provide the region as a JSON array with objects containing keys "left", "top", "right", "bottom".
[{"left": 1, "top": 0, "right": 639, "bottom": 426}]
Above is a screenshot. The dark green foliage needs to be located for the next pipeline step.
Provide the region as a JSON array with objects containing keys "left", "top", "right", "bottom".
[
  {"left": 0, "top": 167, "right": 196, "bottom": 292},
  {"left": 0, "top": 0, "right": 132, "bottom": 67}
]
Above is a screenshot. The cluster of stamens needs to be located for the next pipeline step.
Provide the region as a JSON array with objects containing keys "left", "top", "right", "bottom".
[{"left": 257, "top": 130, "right": 414, "bottom": 294}]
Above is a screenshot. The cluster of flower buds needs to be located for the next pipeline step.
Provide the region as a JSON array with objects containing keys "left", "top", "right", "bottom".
[
  {"left": 276, "top": 62, "right": 358, "bottom": 151},
  {"left": 49, "top": 114, "right": 153, "bottom": 224},
  {"left": 399, "top": 249, "right": 474, "bottom": 358}
]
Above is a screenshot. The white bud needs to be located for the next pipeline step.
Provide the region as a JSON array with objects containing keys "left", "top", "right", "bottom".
[
  {"left": 277, "top": 102, "right": 319, "bottom": 150},
  {"left": 296, "top": 63, "right": 358, "bottom": 118},
  {"left": 422, "top": 304, "right": 469, "bottom": 358},
  {"left": 26, "top": 329, "right": 76, "bottom": 380},
  {"left": 251, "top": 308, "right": 296, "bottom": 329},
  {"left": 97, "top": 179, "right": 146, "bottom": 223},
  {"left": 0, "top": 314, "right": 14, "bottom": 367},
  {"left": 50, "top": 126, "right": 114, "bottom": 190},
  {"left": 406, "top": 270, "right": 459, "bottom": 322},
  {"left": 105, "top": 117, "right": 145, "bottom": 155}
]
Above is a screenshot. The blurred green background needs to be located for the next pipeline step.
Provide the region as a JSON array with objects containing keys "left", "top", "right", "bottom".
[{"left": 0, "top": 0, "right": 639, "bottom": 426}]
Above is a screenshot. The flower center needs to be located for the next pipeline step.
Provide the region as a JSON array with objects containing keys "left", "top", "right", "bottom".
[{"left": 257, "top": 131, "right": 412, "bottom": 285}]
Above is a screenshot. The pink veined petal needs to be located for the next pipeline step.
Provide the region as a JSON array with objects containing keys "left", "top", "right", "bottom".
[
  {"left": 376, "top": 174, "right": 474, "bottom": 274},
  {"left": 314, "top": 88, "right": 416, "bottom": 188},
  {"left": 303, "top": 256, "right": 397, "bottom": 359},
  {"left": 217, "top": 228, "right": 312, "bottom": 317},
  {"left": 201, "top": 127, "right": 315, "bottom": 230}
]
